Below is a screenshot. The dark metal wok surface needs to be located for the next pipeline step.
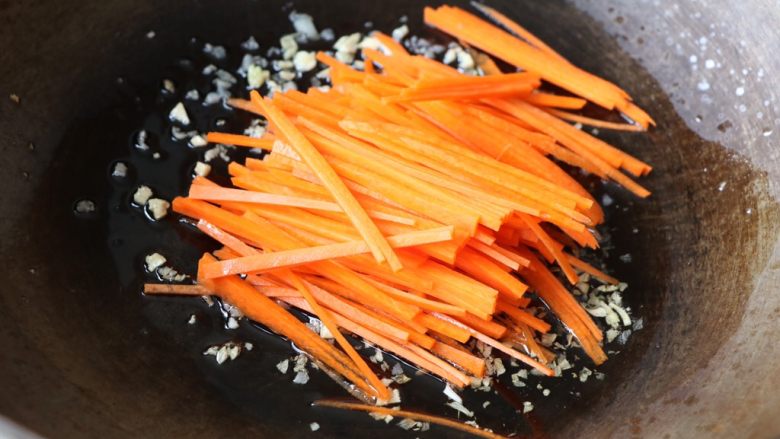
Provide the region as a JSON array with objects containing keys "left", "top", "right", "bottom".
[{"left": 1, "top": 0, "right": 779, "bottom": 438}]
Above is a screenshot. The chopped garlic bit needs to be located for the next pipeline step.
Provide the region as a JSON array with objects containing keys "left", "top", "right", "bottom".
[
  {"left": 280, "top": 33, "right": 299, "bottom": 60},
  {"left": 247, "top": 64, "right": 270, "bottom": 89},
  {"left": 157, "top": 266, "right": 187, "bottom": 282},
  {"left": 391, "top": 24, "right": 409, "bottom": 41},
  {"left": 241, "top": 36, "right": 260, "bottom": 51},
  {"left": 579, "top": 367, "right": 593, "bottom": 382},
  {"left": 369, "top": 349, "right": 384, "bottom": 364},
  {"left": 293, "top": 50, "right": 317, "bottom": 72},
  {"left": 189, "top": 134, "right": 208, "bottom": 148},
  {"left": 75, "top": 199, "right": 96, "bottom": 214},
  {"left": 162, "top": 78, "right": 175, "bottom": 93},
  {"left": 443, "top": 383, "right": 462, "bottom": 403},
  {"left": 145, "top": 253, "right": 167, "bottom": 272},
  {"left": 112, "top": 162, "right": 128, "bottom": 178},
  {"left": 147, "top": 198, "right": 170, "bottom": 220},
  {"left": 446, "top": 401, "right": 474, "bottom": 418},
  {"left": 278, "top": 70, "right": 296, "bottom": 81},
  {"left": 204, "top": 341, "right": 244, "bottom": 364},
  {"left": 227, "top": 317, "right": 239, "bottom": 329},
  {"left": 309, "top": 422, "right": 320, "bottom": 432},
  {"left": 243, "top": 119, "right": 267, "bottom": 138},
  {"left": 358, "top": 36, "right": 383, "bottom": 52},
  {"left": 522, "top": 401, "right": 534, "bottom": 414},
  {"left": 511, "top": 371, "right": 526, "bottom": 387},
  {"left": 289, "top": 12, "right": 319, "bottom": 41},
  {"left": 204, "top": 144, "right": 232, "bottom": 162},
  {"left": 203, "top": 43, "right": 227, "bottom": 60},
  {"left": 320, "top": 28, "right": 335, "bottom": 41},
  {"left": 292, "top": 370, "right": 310, "bottom": 384},
  {"left": 187, "top": 314, "right": 197, "bottom": 325},
  {"left": 169, "top": 102, "right": 190, "bottom": 125},
  {"left": 334, "top": 32, "right": 361, "bottom": 53},
  {"left": 134, "top": 130, "right": 150, "bottom": 151},
  {"left": 133, "top": 185, "right": 153, "bottom": 205},
  {"left": 194, "top": 161, "right": 211, "bottom": 177},
  {"left": 276, "top": 359, "right": 290, "bottom": 374}
]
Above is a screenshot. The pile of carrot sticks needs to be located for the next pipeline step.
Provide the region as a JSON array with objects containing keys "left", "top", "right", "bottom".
[{"left": 147, "top": 5, "right": 650, "bottom": 403}]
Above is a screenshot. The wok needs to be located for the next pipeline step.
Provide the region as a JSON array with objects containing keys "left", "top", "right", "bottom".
[{"left": 1, "top": 0, "right": 779, "bottom": 437}]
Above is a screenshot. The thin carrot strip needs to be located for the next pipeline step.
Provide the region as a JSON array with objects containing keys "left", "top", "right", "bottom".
[
  {"left": 199, "top": 253, "right": 376, "bottom": 396},
  {"left": 498, "top": 302, "right": 552, "bottom": 334},
  {"left": 363, "top": 277, "right": 467, "bottom": 317},
  {"left": 471, "top": 2, "right": 568, "bottom": 63},
  {"left": 430, "top": 341, "right": 486, "bottom": 377},
  {"left": 313, "top": 401, "right": 505, "bottom": 439},
  {"left": 566, "top": 253, "right": 620, "bottom": 285},
  {"left": 143, "top": 283, "right": 210, "bottom": 296},
  {"left": 433, "top": 313, "right": 553, "bottom": 376},
  {"left": 467, "top": 239, "right": 520, "bottom": 271},
  {"left": 414, "top": 313, "right": 471, "bottom": 343},
  {"left": 200, "top": 227, "right": 453, "bottom": 278},
  {"left": 206, "top": 132, "right": 275, "bottom": 149},
  {"left": 455, "top": 312, "right": 508, "bottom": 339},
  {"left": 525, "top": 93, "right": 587, "bottom": 110},
  {"left": 546, "top": 108, "right": 645, "bottom": 132},
  {"left": 281, "top": 296, "right": 465, "bottom": 387},
  {"left": 253, "top": 93, "right": 403, "bottom": 271}
]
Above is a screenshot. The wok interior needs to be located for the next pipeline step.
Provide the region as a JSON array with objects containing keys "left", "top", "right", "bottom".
[{"left": 0, "top": 0, "right": 777, "bottom": 437}]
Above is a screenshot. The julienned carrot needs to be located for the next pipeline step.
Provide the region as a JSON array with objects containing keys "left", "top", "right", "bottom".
[
  {"left": 287, "top": 272, "right": 393, "bottom": 401},
  {"left": 175, "top": 198, "right": 421, "bottom": 321},
  {"left": 455, "top": 312, "right": 507, "bottom": 339},
  {"left": 253, "top": 93, "right": 403, "bottom": 271},
  {"left": 200, "top": 218, "right": 391, "bottom": 399},
  {"left": 199, "top": 226, "right": 454, "bottom": 278},
  {"left": 206, "top": 132, "right": 275, "bottom": 149},
  {"left": 497, "top": 302, "right": 552, "bottom": 334},
  {"left": 434, "top": 313, "right": 553, "bottom": 376},
  {"left": 198, "top": 253, "right": 378, "bottom": 397},
  {"left": 414, "top": 313, "right": 471, "bottom": 343},
  {"left": 467, "top": 239, "right": 520, "bottom": 271},
  {"left": 157, "top": 3, "right": 655, "bottom": 403},
  {"left": 545, "top": 108, "right": 646, "bottom": 132},
  {"left": 314, "top": 400, "right": 505, "bottom": 439},
  {"left": 471, "top": 2, "right": 568, "bottom": 64},
  {"left": 565, "top": 253, "right": 620, "bottom": 285},
  {"left": 525, "top": 93, "right": 588, "bottom": 110},
  {"left": 363, "top": 277, "right": 467, "bottom": 317},
  {"left": 143, "top": 283, "right": 210, "bottom": 296},
  {"left": 430, "top": 341, "right": 486, "bottom": 377}
]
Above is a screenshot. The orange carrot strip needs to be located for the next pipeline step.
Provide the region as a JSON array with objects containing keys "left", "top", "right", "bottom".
[
  {"left": 525, "top": 93, "right": 587, "bottom": 110},
  {"left": 253, "top": 93, "right": 403, "bottom": 271},
  {"left": 430, "top": 341, "right": 486, "bottom": 377},
  {"left": 566, "top": 253, "right": 620, "bottom": 285},
  {"left": 546, "top": 108, "right": 645, "bottom": 132},
  {"left": 455, "top": 248, "right": 528, "bottom": 301},
  {"left": 143, "top": 283, "right": 210, "bottom": 296},
  {"left": 456, "top": 312, "right": 508, "bottom": 339},
  {"left": 363, "top": 277, "right": 467, "bottom": 317},
  {"left": 200, "top": 227, "right": 453, "bottom": 278},
  {"left": 467, "top": 239, "right": 520, "bottom": 271},
  {"left": 206, "top": 132, "right": 275, "bottom": 149},
  {"left": 313, "top": 401, "right": 504, "bottom": 439},
  {"left": 497, "top": 302, "right": 552, "bottom": 334},
  {"left": 434, "top": 313, "right": 554, "bottom": 376},
  {"left": 471, "top": 2, "right": 569, "bottom": 63},
  {"left": 414, "top": 313, "right": 471, "bottom": 343},
  {"left": 199, "top": 253, "right": 375, "bottom": 396}
]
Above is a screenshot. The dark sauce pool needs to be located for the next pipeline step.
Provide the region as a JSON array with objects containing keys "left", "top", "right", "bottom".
[{"left": 36, "top": 1, "right": 765, "bottom": 437}]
